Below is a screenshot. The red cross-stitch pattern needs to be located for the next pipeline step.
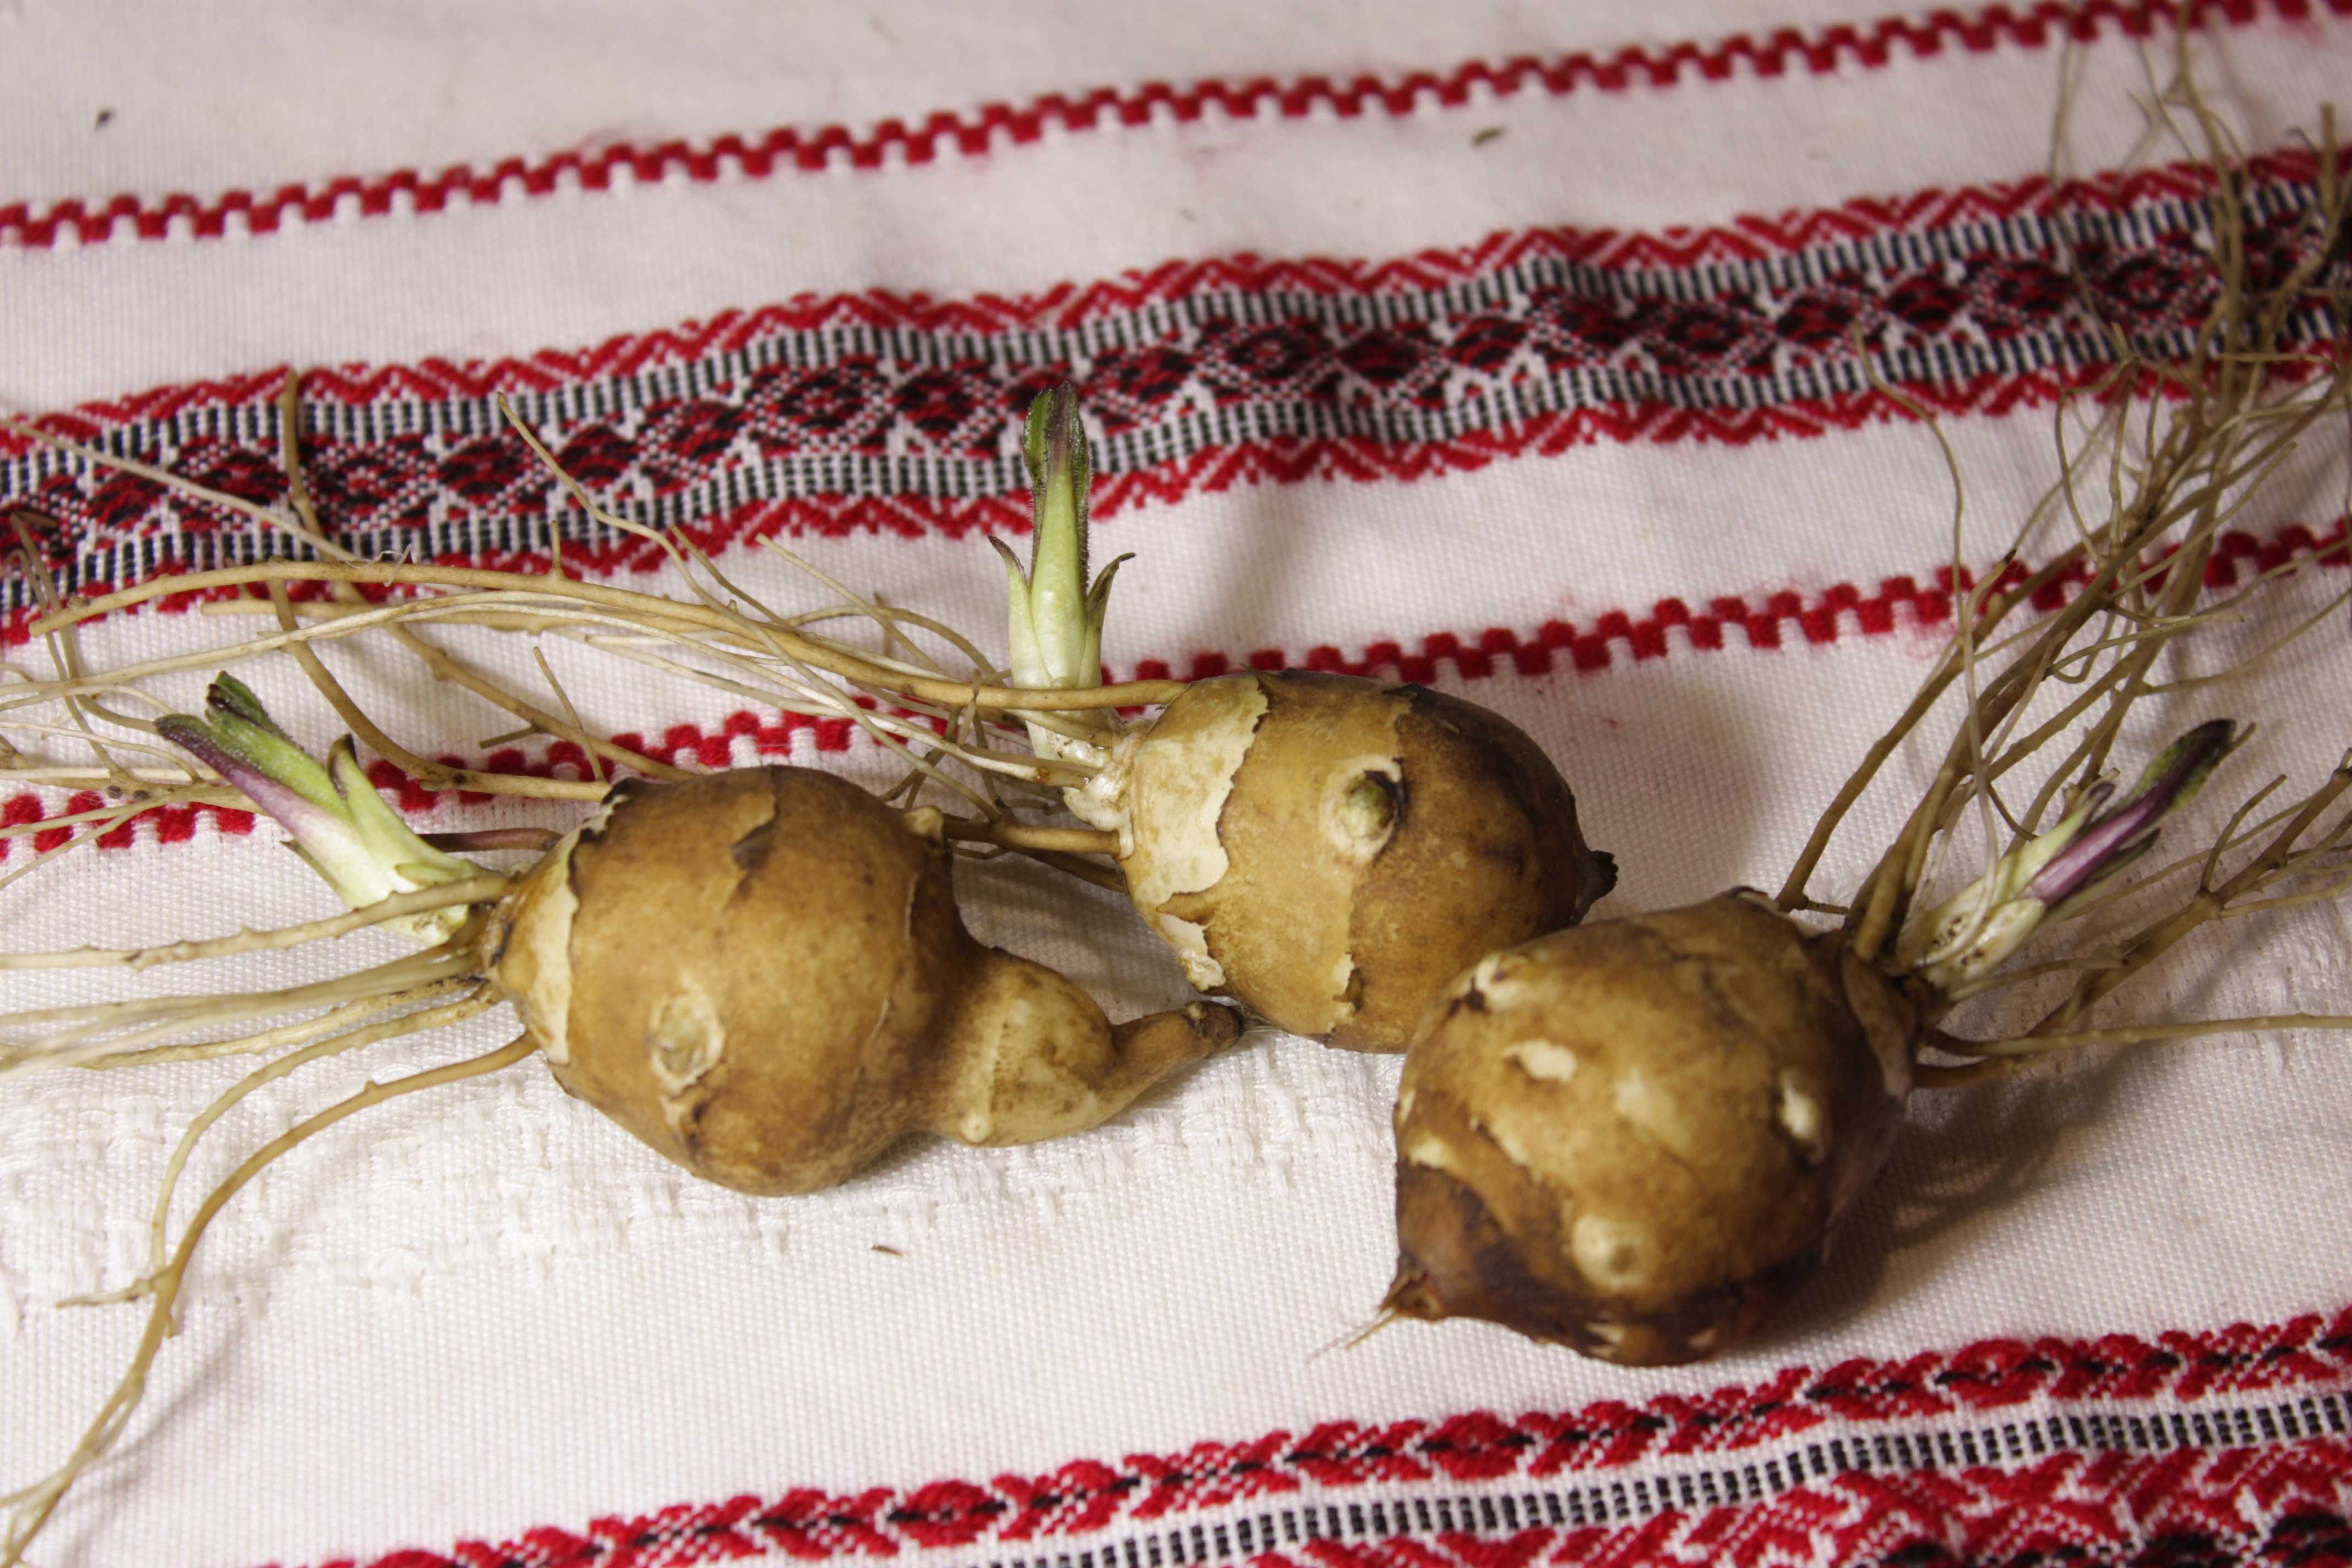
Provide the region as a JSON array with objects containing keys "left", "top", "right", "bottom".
[{"left": 284, "top": 1306, "right": 2352, "bottom": 1567}]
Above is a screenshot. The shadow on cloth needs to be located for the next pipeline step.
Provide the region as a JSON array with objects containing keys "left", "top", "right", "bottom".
[{"left": 1763, "top": 1044, "right": 2138, "bottom": 1349}]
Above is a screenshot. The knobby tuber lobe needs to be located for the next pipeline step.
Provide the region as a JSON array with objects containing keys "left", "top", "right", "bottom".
[
  {"left": 0, "top": 737, "right": 1246, "bottom": 1561},
  {"left": 997, "top": 387, "right": 1613, "bottom": 1052},
  {"left": 494, "top": 766, "right": 1242, "bottom": 1194},
  {"left": 1373, "top": 82, "right": 2352, "bottom": 1363},
  {"left": 1105, "top": 669, "right": 1614, "bottom": 1052},
  {"left": 1384, "top": 894, "right": 1915, "bottom": 1366}
]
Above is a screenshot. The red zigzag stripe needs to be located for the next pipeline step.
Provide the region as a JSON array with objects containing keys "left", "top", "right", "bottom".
[
  {"left": 1222, "top": 1444, "right": 2352, "bottom": 1568},
  {"left": 3, "top": 367, "right": 2247, "bottom": 602},
  {"left": 2, "top": 155, "right": 2324, "bottom": 395},
  {"left": 6, "top": 517, "right": 2342, "bottom": 861},
  {"left": 2, "top": 0, "right": 2343, "bottom": 253},
  {"left": 285, "top": 1305, "right": 2352, "bottom": 1568},
  {"left": 12, "top": 366, "right": 2337, "bottom": 651}
]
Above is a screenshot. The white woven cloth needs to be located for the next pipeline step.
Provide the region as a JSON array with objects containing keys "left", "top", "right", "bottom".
[{"left": 2, "top": 3, "right": 2349, "bottom": 1565}]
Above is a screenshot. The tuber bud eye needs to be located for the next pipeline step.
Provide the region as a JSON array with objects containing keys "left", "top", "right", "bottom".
[
  {"left": 1321, "top": 762, "right": 1404, "bottom": 864},
  {"left": 1339, "top": 774, "right": 1398, "bottom": 841}
]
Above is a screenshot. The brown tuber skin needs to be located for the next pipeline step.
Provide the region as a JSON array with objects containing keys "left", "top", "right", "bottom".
[
  {"left": 1113, "top": 671, "right": 1613, "bottom": 1053},
  {"left": 1384, "top": 892, "right": 1917, "bottom": 1365},
  {"left": 0, "top": 755, "right": 1250, "bottom": 1566},
  {"left": 493, "top": 766, "right": 1240, "bottom": 1195}
]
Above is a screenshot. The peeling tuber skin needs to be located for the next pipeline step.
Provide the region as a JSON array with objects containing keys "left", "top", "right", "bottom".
[
  {"left": 1115, "top": 670, "right": 1614, "bottom": 1053},
  {"left": 1384, "top": 893, "right": 1916, "bottom": 1365},
  {"left": 993, "top": 387, "right": 1610, "bottom": 1052},
  {"left": 493, "top": 766, "right": 1241, "bottom": 1195}
]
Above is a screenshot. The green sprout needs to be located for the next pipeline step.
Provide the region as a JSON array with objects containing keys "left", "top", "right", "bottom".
[
  {"left": 992, "top": 382, "right": 1130, "bottom": 694},
  {"left": 157, "top": 676, "right": 482, "bottom": 943},
  {"left": 1902, "top": 720, "right": 2237, "bottom": 990}
]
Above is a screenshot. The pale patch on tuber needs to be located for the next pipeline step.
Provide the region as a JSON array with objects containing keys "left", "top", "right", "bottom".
[
  {"left": 1570, "top": 1215, "right": 1651, "bottom": 1292},
  {"left": 1385, "top": 896, "right": 1913, "bottom": 1366},
  {"left": 1504, "top": 1039, "right": 1578, "bottom": 1084},
  {"left": 1118, "top": 676, "right": 1268, "bottom": 991},
  {"left": 1774, "top": 1070, "right": 1830, "bottom": 1166},
  {"left": 493, "top": 832, "right": 580, "bottom": 1065},
  {"left": 1116, "top": 672, "right": 1613, "bottom": 1052}
]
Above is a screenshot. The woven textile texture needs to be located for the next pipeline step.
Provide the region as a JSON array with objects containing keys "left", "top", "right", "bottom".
[{"left": 2, "top": 2, "right": 2349, "bottom": 1564}]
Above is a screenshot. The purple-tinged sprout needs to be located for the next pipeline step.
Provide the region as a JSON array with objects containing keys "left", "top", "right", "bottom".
[
  {"left": 2029, "top": 719, "right": 2237, "bottom": 911},
  {"left": 157, "top": 674, "right": 481, "bottom": 942},
  {"left": 1903, "top": 720, "right": 2237, "bottom": 991},
  {"left": 1899, "top": 780, "right": 2110, "bottom": 987},
  {"left": 155, "top": 676, "right": 340, "bottom": 820}
]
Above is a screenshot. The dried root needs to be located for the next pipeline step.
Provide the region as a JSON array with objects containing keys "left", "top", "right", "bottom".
[
  {"left": 1386, "top": 42, "right": 2352, "bottom": 1365},
  {"left": 0, "top": 1027, "right": 530, "bottom": 1567},
  {"left": 0, "top": 685, "right": 1241, "bottom": 1560}
]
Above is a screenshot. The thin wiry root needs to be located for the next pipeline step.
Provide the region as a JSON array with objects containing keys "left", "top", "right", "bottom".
[
  {"left": 68, "top": 979, "right": 477, "bottom": 1074},
  {"left": 194, "top": 578, "right": 1074, "bottom": 738},
  {"left": 1918, "top": 1013, "right": 2352, "bottom": 1086},
  {"left": 759, "top": 538, "right": 1008, "bottom": 682},
  {"left": 1798, "top": 69, "right": 2352, "bottom": 979},
  {"left": 1305, "top": 1305, "right": 1407, "bottom": 1362},
  {"left": 9, "top": 511, "right": 137, "bottom": 794},
  {"left": 264, "top": 579, "right": 461, "bottom": 793},
  {"left": 29, "top": 561, "right": 1183, "bottom": 715},
  {"left": 0, "top": 876, "right": 508, "bottom": 973},
  {"left": 2, "top": 564, "right": 1098, "bottom": 823},
  {"left": 0, "top": 1032, "right": 535, "bottom": 1568},
  {"left": 494, "top": 395, "right": 1053, "bottom": 755},
  {"left": 0, "top": 798, "right": 153, "bottom": 895},
  {"left": 0, "top": 723, "right": 194, "bottom": 772},
  {"left": 127, "top": 987, "right": 503, "bottom": 1295},
  {"left": 6, "top": 385, "right": 1138, "bottom": 858},
  {"left": 57, "top": 983, "right": 489, "bottom": 1310},
  {"left": 1855, "top": 337, "right": 2011, "bottom": 959},
  {"left": 2, "top": 418, "right": 344, "bottom": 563},
  {"left": 570, "top": 624, "right": 1086, "bottom": 790},
  {"left": 0, "top": 942, "right": 480, "bottom": 1076},
  {"left": 385, "top": 605, "right": 688, "bottom": 785},
  {"left": 532, "top": 646, "right": 606, "bottom": 786}
]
